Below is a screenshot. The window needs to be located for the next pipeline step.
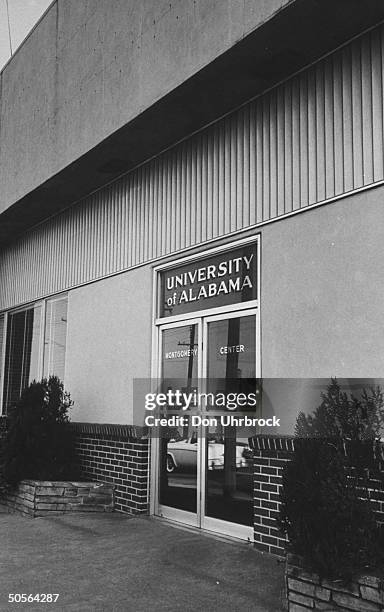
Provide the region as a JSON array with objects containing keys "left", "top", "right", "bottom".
[
  {"left": 0, "top": 313, "right": 5, "bottom": 409},
  {"left": 3, "top": 305, "right": 42, "bottom": 411},
  {"left": 1, "top": 295, "right": 68, "bottom": 413},
  {"left": 43, "top": 297, "right": 68, "bottom": 381}
]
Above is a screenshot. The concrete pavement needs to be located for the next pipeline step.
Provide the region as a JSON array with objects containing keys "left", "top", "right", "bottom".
[{"left": 0, "top": 510, "right": 286, "bottom": 611}]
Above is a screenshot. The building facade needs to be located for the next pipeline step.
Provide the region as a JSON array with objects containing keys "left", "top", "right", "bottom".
[{"left": 1, "top": 1, "right": 384, "bottom": 550}]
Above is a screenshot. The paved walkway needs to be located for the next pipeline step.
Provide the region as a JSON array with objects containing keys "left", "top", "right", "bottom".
[{"left": 0, "top": 510, "right": 286, "bottom": 611}]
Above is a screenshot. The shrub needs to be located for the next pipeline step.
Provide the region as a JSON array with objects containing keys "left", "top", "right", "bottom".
[
  {"left": 278, "top": 438, "right": 383, "bottom": 579},
  {"left": 295, "top": 379, "right": 383, "bottom": 438},
  {"left": 296, "top": 378, "right": 384, "bottom": 473},
  {"left": 279, "top": 379, "right": 384, "bottom": 580},
  {"left": 2, "top": 376, "right": 77, "bottom": 485}
]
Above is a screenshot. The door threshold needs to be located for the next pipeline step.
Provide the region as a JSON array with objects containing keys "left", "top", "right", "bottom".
[{"left": 150, "top": 514, "right": 255, "bottom": 548}]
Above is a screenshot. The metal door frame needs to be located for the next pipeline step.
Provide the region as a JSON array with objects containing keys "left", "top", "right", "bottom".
[
  {"left": 153, "top": 317, "right": 203, "bottom": 528},
  {"left": 150, "top": 234, "right": 260, "bottom": 540},
  {"left": 200, "top": 308, "right": 259, "bottom": 542},
  {"left": 152, "top": 308, "right": 259, "bottom": 541}
]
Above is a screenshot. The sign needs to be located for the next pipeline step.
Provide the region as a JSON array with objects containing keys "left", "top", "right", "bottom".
[{"left": 160, "top": 243, "right": 257, "bottom": 317}]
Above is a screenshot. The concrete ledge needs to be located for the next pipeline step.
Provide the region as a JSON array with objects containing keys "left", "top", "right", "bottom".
[
  {"left": 70, "top": 422, "right": 148, "bottom": 440},
  {"left": 2, "top": 480, "right": 114, "bottom": 517},
  {"left": 250, "top": 434, "right": 295, "bottom": 453}
]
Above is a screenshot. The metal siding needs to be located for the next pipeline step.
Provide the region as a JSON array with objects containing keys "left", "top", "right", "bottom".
[
  {"left": 333, "top": 52, "right": 344, "bottom": 196},
  {"left": 1, "top": 26, "right": 384, "bottom": 311},
  {"left": 292, "top": 76, "right": 301, "bottom": 211},
  {"left": 351, "top": 39, "right": 364, "bottom": 188},
  {"left": 283, "top": 83, "right": 293, "bottom": 215},
  {"left": 371, "top": 28, "right": 383, "bottom": 182}
]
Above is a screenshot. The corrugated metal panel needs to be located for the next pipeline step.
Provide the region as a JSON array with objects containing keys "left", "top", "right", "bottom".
[{"left": 1, "top": 25, "right": 384, "bottom": 311}]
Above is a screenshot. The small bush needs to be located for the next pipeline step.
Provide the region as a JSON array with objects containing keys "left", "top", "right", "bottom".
[
  {"left": 279, "top": 379, "right": 384, "bottom": 580},
  {"left": 2, "top": 376, "right": 77, "bottom": 485},
  {"left": 278, "top": 438, "right": 383, "bottom": 580},
  {"left": 295, "top": 379, "right": 384, "bottom": 472}
]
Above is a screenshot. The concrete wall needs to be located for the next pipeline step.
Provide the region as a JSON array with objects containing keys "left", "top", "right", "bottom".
[
  {"left": 262, "top": 187, "right": 384, "bottom": 379},
  {"left": 65, "top": 264, "right": 152, "bottom": 424},
  {"left": 63, "top": 187, "right": 384, "bottom": 432},
  {"left": 0, "top": 0, "right": 290, "bottom": 215},
  {"left": 262, "top": 188, "right": 384, "bottom": 433}
]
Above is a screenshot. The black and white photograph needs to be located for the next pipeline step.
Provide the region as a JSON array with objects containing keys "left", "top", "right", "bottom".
[{"left": 0, "top": 1, "right": 384, "bottom": 610}]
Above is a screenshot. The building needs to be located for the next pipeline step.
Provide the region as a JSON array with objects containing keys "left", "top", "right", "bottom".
[{"left": 1, "top": 1, "right": 384, "bottom": 552}]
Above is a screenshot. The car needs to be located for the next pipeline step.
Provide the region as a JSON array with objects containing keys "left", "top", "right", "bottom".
[{"left": 166, "top": 435, "right": 251, "bottom": 473}]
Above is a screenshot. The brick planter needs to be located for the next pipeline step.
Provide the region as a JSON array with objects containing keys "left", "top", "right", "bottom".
[
  {"left": 250, "top": 435, "right": 384, "bottom": 557},
  {"left": 2, "top": 480, "right": 114, "bottom": 517},
  {"left": 286, "top": 554, "right": 384, "bottom": 611},
  {"left": 71, "top": 422, "right": 149, "bottom": 514}
]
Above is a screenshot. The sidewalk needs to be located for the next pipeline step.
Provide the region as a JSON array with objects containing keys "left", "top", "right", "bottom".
[{"left": 0, "top": 510, "right": 286, "bottom": 611}]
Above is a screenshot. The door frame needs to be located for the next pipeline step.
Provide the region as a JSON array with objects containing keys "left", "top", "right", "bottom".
[
  {"left": 153, "top": 317, "right": 203, "bottom": 528},
  {"left": 150, "top": 234, "right": 261, "bottom": 540},
  {"left": 200, "top": 308, "right": 259, "bottom": 541},
  {"left": 152, "top": 308, "right": 260, "bottom": 540}
]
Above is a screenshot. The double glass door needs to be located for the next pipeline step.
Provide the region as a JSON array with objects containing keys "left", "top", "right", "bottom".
[{"left": 154, "top": 309, "right": 258, "bottom": 541}]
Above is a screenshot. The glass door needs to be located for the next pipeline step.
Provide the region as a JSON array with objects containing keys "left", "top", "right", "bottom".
[
  {"left": 156, "top": 319, "right": 201, "bottom": 527},
  {"left": 155, "top": 310, "right": 258, "bottom": 540},
  {"left": 201, "top": 310, "right": 257, "bottom": 541}
]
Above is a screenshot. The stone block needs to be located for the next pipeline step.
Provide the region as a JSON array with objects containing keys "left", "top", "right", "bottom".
[
  {"left": 360, "top": 585, "right": 384, "bottom": 605},
  {"left": 35, "top": 502, "right": 58, "bottom": 510},
  {"left": 35, "top": 486, "right": 65, "bottom": 496},
  {"left": 358, "top": 576, "right": 382, "bottom": 589},
  {"left": 332, "top": 592, "right": 381, "bottom": 611},
  {"left": 34, "top": 510, "right": 55, "bottom": 517},
  {"left": 13, "top": 502, "right": 34, "bottom": 515},
  {"left": 64, "top": 496, "right": 82, "bottom": 504},
  {"left": 17, "top": 483, "right": 36, "bottom": 495},
  {"left": 54, "top": 503, "right": 68, "bottom": 511},
  {"left": 288, "top": 578, "right": 315, "bottom": 597},
  {"left": 63, "top": 488, "right": 78, "bottom": 496},
  {"left": 67, "top": 504, "right": 109, "bottom": 512},
  {"left": 37, "top": 481, "right": 65, "bottom": 487},
  {"left": 17, "top": 492, "right": 35, "bottom": 503},
  {"left": 14, "top": 497, "right": 34, "bottom": 509},
  {"left": 289, "top": 603, "right": 312, "bottom": 612},
  {"left": 321, "top": 580, "right": 360, "bottom": 597},
  {"left": 85, "top": 495, "right": 113, "bottom": 504},
  {"left": 314, "top": 602, "right": 336, "bottom": 610},
  {"left": 314, "top": 586, "right": 331, "bottom": 601},
  {"left": 35, "top": 495, "right": 68, "bottom": 504},
  {"left": 71, "top": 482, "right": 98, "bottom": 490},
  {"left": 289, "top": 591, "right": 315, "bottom": 607}
]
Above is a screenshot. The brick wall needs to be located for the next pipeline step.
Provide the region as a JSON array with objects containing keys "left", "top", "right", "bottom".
[
  {"left": 350, "top": 471, "right": 384, "bottom": 527},
  {"left": 71, "top": 423, "right": 149, "bottom": 515},
  {"left": 251, "top": 436, "right": 293, "bottom": 556},
  {"left": 250, "top": 436, "right": 384, "bottom": 558}
]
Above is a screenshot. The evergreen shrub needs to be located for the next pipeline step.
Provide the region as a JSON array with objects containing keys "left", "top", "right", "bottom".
[
  {"left": 1, "top": 376, "right": 77, "bottom": 486},
  {"left": 279, "top": 379, "right": 384, "bottom": 580}
]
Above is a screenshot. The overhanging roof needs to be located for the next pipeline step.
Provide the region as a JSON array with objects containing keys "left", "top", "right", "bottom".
[{"left": 1, "top": 0, "right": 384, "bottom": 245}]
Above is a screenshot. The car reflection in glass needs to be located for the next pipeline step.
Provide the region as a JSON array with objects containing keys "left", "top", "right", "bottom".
[{"left": 166, "top": 434, "right": 252, "bottom": 473}]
